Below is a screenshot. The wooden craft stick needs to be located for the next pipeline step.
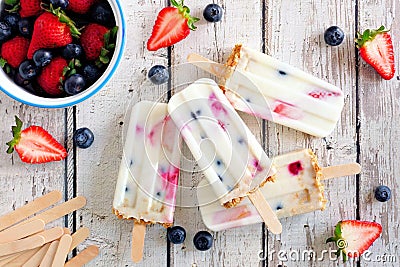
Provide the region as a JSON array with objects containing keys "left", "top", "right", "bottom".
[
  {"left": 0, "top": 251, "right": 27, "bottom": 266},
  {"left": 187, "top": 53, "right": 227, "bottom": 77},
  {"left": 22, "top": 243, "right": 51, "bottom": 267},
  {"left": 0, "top": 235, "right": 45, "bottom": 257},
  {"left": 131, "top": 223, "right": 146, "bottom": 263},
  {"left": 36, "top": 227, "right": 64, "bottom": 243},
  {"left": 321, "top": 163, "right": 361, "bottom": 180},
  {"left": 39, "top": 241, "right": 59, "bottom": 267},
  {"left": 64, "top": 246, "right": 99, "bottom": 267},
  {"left": 0, "top": 219, "right": 45, "bottom": 244},
  {"left": 69, "top": 228, "right": 90, "bottom": 252},
  {"left": 0, "top": 191, "right": 62, "bottom": 231},
  {"left": 63, "top": 228, "right": 71, "bottom": 235},
  {"left": 7, "top": 246, "right": 41, "bottom": 266},
  {"left": 248, "top": 189, "right": 282, "bottom": 235},
  {"left": 52, "top": 235, "right": 72, "bottom": 267}
]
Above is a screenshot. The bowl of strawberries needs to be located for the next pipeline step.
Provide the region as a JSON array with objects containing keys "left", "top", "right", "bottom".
[{"left": 0, "top": 0, "right": 125, "bottom": 108}]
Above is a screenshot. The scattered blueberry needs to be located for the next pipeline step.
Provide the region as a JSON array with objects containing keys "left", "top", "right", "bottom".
[
  {"left": 91, "top": 2, "right": 112, "bottom": 25},
  {"left": 375, "top": 185, "right": 391, "bottom": 202},
  {"left": 0, "top": 21, "right": 12, "bottom": 42},
  {"left": 33, "top": 49, "right": 53, "bottom": 67},
  {"left": 203, "top": 4, "right": 223, "bottom": 23},
  {"left": 193, "top": 231, "right": 213, "bottom": 251},
  {"left": 83, "top": 64, "right": 101, "bottom": 85},
  {"left": 324, "top": 26, "right": 345, "bottom": 46},
  {"left": 18, "top": 18, "right": 33, "bottom": 37},
  {"left": 62, "top": 44, "right": 83, "bottom": 60},
  {"left": 4, "top": 13, "right": 20, "bottom": 32},
  {"left": 19, "top": 60, "right": 39, "bottom": 80},
  {"left": 73, "top": 127, "right": 94, "bottom": 149},
  {"left": 64, "top": 74, "right": 86, "bottom": 95},
  {"left": 167, "top": 226, "right": 186, "bottom": 245},
  {"left": 148, "top": 65, "right": 169, "bottom": 85},
  {"left": 50, "top": 0, "right": 69, "bottom": 10}
]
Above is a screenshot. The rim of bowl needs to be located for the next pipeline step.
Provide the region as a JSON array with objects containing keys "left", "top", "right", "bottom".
[{"left": 0, "top": 0, "right": 126, "bottom": 108}]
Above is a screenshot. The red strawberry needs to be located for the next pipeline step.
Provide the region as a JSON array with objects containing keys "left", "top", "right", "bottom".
[
  {"left": 68, "top": 0, "right": 97, "bottom": 14},
  {"left": 272, "top": 101, "right": 302, "bottom": 120},
  {"left": 326, "top": 220, "right": 382, "bottom": 261},
  {"left": 80, "top": 23, "right": 109, "bottom": 61},
  {"left": 6, "top": 116, "right": 67, "bottom": 164},
  {"left": 0, "top": 36, "right": 30, "bottom": 68},
  {"left": 27, "top": 9, "right": 80, "bottom": 59},
  {"left": 356, "top": 26, "right": 395, "bottom": 80},
  {"left": 147, "top": 0, "right": 199, "bottom": 51},
  {"left": 37, "top": 57, "right": 68, "bottom": 96},
  {"left": 19, "top": 0, "right": 42, "bottom": 18}
]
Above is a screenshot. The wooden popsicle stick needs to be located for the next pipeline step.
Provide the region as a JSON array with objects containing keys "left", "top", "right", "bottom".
[
  {"left": 248, "top": 189, "right": 282, "bottom": 235},
  {"left": 64, "top": 245, "right": 99, "bottom": 267},
  {"left": 22, "top": 243, "right": 51, "bottom": 267},
  {"left": 63, "top": 228, "right": 71, "bottom": 235},
  {"left": 51, "top": 235, "right": 72, "bottom": 267},
  {"left": 7, "top": 246, "right": 41, "bottom": 266},
  {"left": 0, "top": 191, "right": 62, "bottom": 231},
  {"left": 69, "top": 228, "right": 90, "bottom": 252},
  {"left": 0, "top": 235, "right": 45, "bottom": 257},
  {"left": 187, "top": 53, "right": 228, "bottom": 77},
  {"left": 0, "top": 219, "right": 45, "bottom": 244},
  {"left": 321, "top": 163, "right": 361, "bottom": 180},
  {"left": 131, "top": 223, "right": 146, "bottom": 263},
  {"left": 0, "top": 251, "right": 27, "bottom": 266},
  {"left": 36, "top": 227, "right": 64, "bottom": 243},
  {"left": 39, "top": 241, "right": 59, "bottom": 267}
]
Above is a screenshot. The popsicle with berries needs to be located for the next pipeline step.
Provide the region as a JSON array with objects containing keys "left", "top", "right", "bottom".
[
  {"left": 112, "top": 101, "right": 181, "bottom": 262},
  {"left": 187, "top": 45, "right": 345, "bottom": 137},
  {"left": 168, "top": 78, "right": 281, "bottom": 234},
  {"left": 197, "top": 149, "right": 361, "bottom": 231}
]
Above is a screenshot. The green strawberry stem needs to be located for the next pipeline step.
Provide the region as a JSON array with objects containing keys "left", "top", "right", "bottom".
[
  {"left": 170, "top": 0, "right": 200, "bottom": 30},
  {"left": 5, "top": 0, "right": 19, "bottom": 13},
  {"left": 96, "top": 26, "right": 118, "bottom": 68},
  {"left": 6, "top": 116, "right": 23, "bottom": 154},
  {"left": 356, "top": 25, "right": 388, "bottom": 48},
  {"left": 46, "top": 4, "right": 81, "bottom": 38}
]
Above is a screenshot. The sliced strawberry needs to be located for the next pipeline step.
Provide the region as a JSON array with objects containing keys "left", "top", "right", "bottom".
[
  {"left": 326, "top": 220, "right": 382, "bottom": 262},
  {"left": 356, "top": 26, "right": 395, "bottom": 80},
  {"left": 147, "top": 0, "right": 199, "bottom": 51},
  {"left": 6, "top": 116, "right": 67, "bottom": 164}
]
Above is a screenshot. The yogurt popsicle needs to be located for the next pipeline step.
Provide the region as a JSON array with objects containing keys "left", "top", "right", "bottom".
[
  {"left": 197, "top": 149, "right": 361, "bottom": 231},
  {"left": 168, "top": 78, "right": 281, "bottom": 234},
  {"left": 112, "top": 101, "right": 181, "bottom": 262},
  {"left": 188, "top": 45, "right": 345, "bottom": 137}
]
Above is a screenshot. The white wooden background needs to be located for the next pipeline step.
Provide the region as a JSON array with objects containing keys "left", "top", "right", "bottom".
[{"left": 1, "top": 0, "right": 399, "bottom": 266}]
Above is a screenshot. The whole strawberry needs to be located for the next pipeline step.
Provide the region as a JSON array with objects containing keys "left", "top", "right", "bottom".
[
  {"left": 6, "top": 116, "right": 67, "bottom": 164},
  {"left": 7, "top": 0, "right": 43, "bottom": 18},
  {"left": 37, "top": 57, "right": 68, "bottom": 96},
  {"left": 80, "top": 23, "right": 108, "bottom": 61},
  {"left": 27, "top": 8, "right": 80, "bottom": 59},
  {"left": 68, "top": 0, "right": 97, "bottom": 14},
  {"left": 356, "top": 26, "right": 395, "bottom": 80},
  {"left": 0, "top": 36, "right": 30, "bottom": 68},
  {"left": 147, "top": 0, "right": 199, "bottom": 51}
]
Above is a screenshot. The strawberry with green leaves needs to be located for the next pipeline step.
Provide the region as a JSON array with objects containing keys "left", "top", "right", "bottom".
[
  {"left": 37, "top": 57, "right": 68, "bottom": 96},
  {"left": 326, "top": 220, "right": 382, "bottom": 262},
  {"left": 7, "top": 116, "right": 67, "bottom": 164},
  {"left": 356, "top": 26, "right": 395, "bottom": 80},
  {"left": 147, "top": 0, "right": 199, "bottom": 51},
  {"left": 0, "top": 36, "right": 30, "bottom": 69},
  {"left": 5, "top": 0, "right": 42, "bottom": 18}
]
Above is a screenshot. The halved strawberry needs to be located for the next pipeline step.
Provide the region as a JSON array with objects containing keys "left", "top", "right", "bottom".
[
  {"left": 356, "top": 26, "right": 395, "bottom": 80},
  {"left": 147, "top": 0, "right": 199, "bottom": 51},
  {"left": 6, "top": 116, "right": 67, "bottom": 164},
  {"left": 326, "top": 220, "right": 382, "bottom": 262}
]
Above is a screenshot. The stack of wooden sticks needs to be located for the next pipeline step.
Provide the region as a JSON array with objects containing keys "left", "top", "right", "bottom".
[{"left": 0, "top": 191, "right": 99, "bottom": 266}]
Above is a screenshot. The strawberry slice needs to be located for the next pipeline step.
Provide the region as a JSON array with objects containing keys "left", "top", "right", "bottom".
[
  {"left": 6, "top": 116, "right": 67, "bottom": 164},
  {"left": 356, "top": 26, "right": 395, "bottom": 80},
  {"left": 147, "top": 0, "right": 199, "bottom": 51},
  {"left": 326, "top": 220, "right": 382, "bottom": 262}
]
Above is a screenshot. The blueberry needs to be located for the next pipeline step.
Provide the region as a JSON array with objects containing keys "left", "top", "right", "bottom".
[
  {"left": 148, "top": 65, "right": 169, "bottom": 85},
  {"left": 33, "top": 49, "right": 53, "bottom": 67},
  {"left": 14, "top": 72, "right": 31, "bottom": 88},
  {"left": 50, "top": 0, "right": 69, "bottom": 10},
  {"left": 167, "top": 226, "right": 186, "bottom": 245},
  {"left": 193, "top": 231, "right": 213, "bottom": 251},
  {"left": 83, "top": 64, "right": 101, "bottom": 85},
  {"left": 375, "top": 185, "right": 391, "bottom": 202},
  {"left": 64, "top": 74, "right": 86, "bottom": 95},
  {"left": 0, "top": 21, "right": 12, "bottom": 42},
  {"left": 4, "top": 13, "right": 20, "bottom": 32},
  {"left": 73, "top": 127, "right": 94, "bottom": 149},
  {"left": 324, "top": 26, "right": 345, "bottom": 46},
  {"left": 62, "top": 44, "right": 83, "bottom": 60},
  {"left": 91, "top": 3, "right": 112, "bottom": 25},
  {"left": 19, "top": 60, "right": 39, "bottom": 80},
  {"left": 203, "top": 4, "right": 223, "bottom": 23},
  {"left": 18, "top": 18, "right": 33, "bottom": 37}
]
